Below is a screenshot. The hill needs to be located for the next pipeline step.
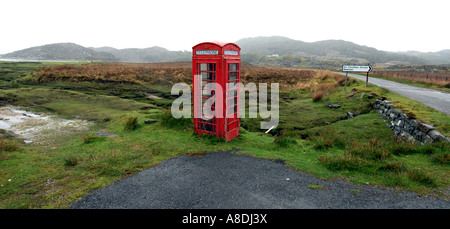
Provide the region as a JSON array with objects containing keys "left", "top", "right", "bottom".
[
  {"left": 236, "top": 36, "right": 426, "bottom": 64},
  {"left": 0, "top": 43, "right": 191, "bottom": 63},
  {"left": 400, "top": 49, "right": 450, "bottom": 64},
  {"left": 1, "top": 37, "right": 448, "bottom": 65},
  {"left": 90, "top": 46, "right": 191, "bottom": 62},
  {"left": 0, "top": 43, "right": 117, "bottom": 62}
]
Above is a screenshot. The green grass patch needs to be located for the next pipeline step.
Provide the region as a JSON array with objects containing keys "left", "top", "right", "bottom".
[{"left": 308, "top": 184, "right": 327, "bottom": 190}]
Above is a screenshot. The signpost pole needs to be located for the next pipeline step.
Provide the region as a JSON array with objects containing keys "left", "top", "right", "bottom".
[
  {"left": 344, "top": 71, "right": 348, "bottom": 91},
  {"left": 366, "top": 71, "right": 369, "bottom": 87},
  {"left": 365, "top": 64, "right": 371, "bottom": 87}
]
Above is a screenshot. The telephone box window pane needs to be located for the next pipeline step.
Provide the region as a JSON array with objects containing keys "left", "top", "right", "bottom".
[
  {"left": 202, "top": 90, "right": 213, "bottom": 96},
  {"left": 229, "top": 63, "right": 238, "bottom": 71},
  {"left": 229, "top": 72, "right": 237, "bottom": 80},
  {"left": 229, "top": 90, "right": 237, "bottom": 97},
  {"left": 228, "top": 82, "right": 237, "bottom": 90},
  {"left": 200, "top": 63, "right": 215, "bottom": 71},
  {"left": 202, "top": 72, "right": 215, "bottom": 81}
]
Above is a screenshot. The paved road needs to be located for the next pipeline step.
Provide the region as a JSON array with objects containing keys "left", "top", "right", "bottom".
[
  {"left": 336, "top": 72, "right": 450, "bottom": 115},
  {"left": 70, "top": 150, "right": 449, "bottom": 209}
]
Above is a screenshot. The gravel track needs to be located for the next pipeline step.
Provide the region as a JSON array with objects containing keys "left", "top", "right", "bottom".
[{"left": 70, "top": 150, "right": 449, "bottom": 209}]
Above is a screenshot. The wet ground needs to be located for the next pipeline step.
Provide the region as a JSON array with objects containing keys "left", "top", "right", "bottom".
[{"left": 0, "top": 105, "right": 92, "bottom": 143}]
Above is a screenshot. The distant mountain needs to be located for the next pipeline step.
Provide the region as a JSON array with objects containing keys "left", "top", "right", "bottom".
[
  {"left": 0, "top": 43, "right": 117, "bottom": 61},
  {"left": 90, "top": 46, "right": 191, "bottom": 62},
  {"left": 0, "top": 43, "right": 191, "bottom": 63},
  {"left": 1, "top": 37, "right": 448, "bottom": 65},
  {"left": 236, "top": 36, "right": 428, "bottom": 64},
  {"left": 399, "top": 49, "right": 450, "bottom": 64}
]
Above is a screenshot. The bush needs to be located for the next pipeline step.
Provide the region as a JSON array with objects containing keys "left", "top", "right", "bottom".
[
  {"left": 407, "top": 169, "right": 436, "bottom": 186},
  {"left": 124, "top": 116, "right": 140, "bottom": 131},
  {"left": 432, "top": 153, "right": 449, "bottom": 165},
  {"left": 82, "top": 134, "right": 105, "bottom": 144},
  {"left": 274, "top": 136, "right": 297, "bottom": 148},
  {"left": 312, "top": 90, "right": 325, "bottom": 102},
  {"left": 0, "top": 138, "right": 19, "bottom": 152},
  {"left": 319, "top": 153, "right": 369, "bottom": 172},
  {"left": 64, "top": 156, "right": 79, "bottom": 167},
  {"left": 347, "top": 139, "right": 390, "bottom": 161},
  {"left": 377, "top": 161, "right": 406, "bottom": 172},
  {"left": 308, "top": 128, "right": 346, "bottom": 150}
]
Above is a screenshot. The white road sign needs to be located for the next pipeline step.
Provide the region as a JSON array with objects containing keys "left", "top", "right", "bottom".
[{"left": 342, "top": 65, "right": 372, "bottom": 72}]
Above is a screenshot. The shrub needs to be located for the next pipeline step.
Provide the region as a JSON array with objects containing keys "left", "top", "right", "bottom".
[
  {"left": 377, "top": 161, "right": 406, "bottom": 172},
  {"left": 274, "top": 136, "right": 297, "bottom": 148},
  {"left": 347, "top": 139, "right": 390, "bottom": 161},
  {"left": 82, "top": 134, "right": 105, "bottom": 144},
  {"left": 64, "top": 156, "right": 79, "bottom": 167},
  {"left": 312, "top": 90, "right": 325, "bottom": 102},
  {"left": 308, "top": 128, "right": 346, "bottom": 150},
  {"left": 0, "top": 138, "right": 19, "bottom": 152},
  {"left": 407, "top": 169, "right": 436, "bottom": 186},
  {"left": 124, "top": 116, "right": 140, "bottom": 131},
  {"left": 318, "top": 153, "right": 369, "bottom": 171},
  {"left": 432, "top": 153, "right": 449, "bottom": 165}
]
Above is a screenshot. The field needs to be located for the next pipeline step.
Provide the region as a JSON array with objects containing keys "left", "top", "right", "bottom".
[{"left": 0, "top": 61, "right": 449, "bottom": 208}]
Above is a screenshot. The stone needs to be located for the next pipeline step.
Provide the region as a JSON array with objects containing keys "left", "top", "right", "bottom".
[
  {"left": 347, "top": 112, "right": 354, "bottom": 119},
  {"left": 383, "top": 100, "right": 393, "bottom": 107},
  {"left": 324, "top": 104, "right": 341, "bottom": 108},
  {"left": 96, "top": 131, "right": 119, "bottom": 137},
  {"left": 418, "top": 123, "right": 435, "bottom": 134},
  {"left": 427, "top": 130, "right": 448, "bottom": 142},
  {"left": 410, "top": 119, "right": 418, "bottom": 129},
  {"left": 144, "top": 119, "right": 159, "bottom": 124},
  {"left": 389, "top": 113, "right": 396, "bottom": 120},
  {"left": 360, "top": 92, "right": 365, "bottom": 100},
  {"left": 368, "top": 94, "right": 374, "bottom": 99},
  {"left": 423, "top": 135, "right": 433, "bottom": 144}
]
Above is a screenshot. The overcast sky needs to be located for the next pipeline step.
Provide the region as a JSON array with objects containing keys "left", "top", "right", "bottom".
[{"left": 1, "top": 0, "right": 448, "bottom": 54}]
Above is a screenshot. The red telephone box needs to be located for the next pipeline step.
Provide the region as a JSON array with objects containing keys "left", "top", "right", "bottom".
[{"left": 192, "top": 42, "right": 241, "bottom": 142}]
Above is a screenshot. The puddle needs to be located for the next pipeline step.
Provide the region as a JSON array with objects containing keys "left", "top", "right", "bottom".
[{"left": 0, "top": 105, "right": 93, "bottom": 143}]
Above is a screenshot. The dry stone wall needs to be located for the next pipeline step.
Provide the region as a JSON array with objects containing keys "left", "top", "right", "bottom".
[{"left": 372, "top": 99, "right": 449, "bottom": 144}]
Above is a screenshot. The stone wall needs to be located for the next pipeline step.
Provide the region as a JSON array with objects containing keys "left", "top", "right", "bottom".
[{"left": 372, "top": 99, "right": 449, "bottom": 144}]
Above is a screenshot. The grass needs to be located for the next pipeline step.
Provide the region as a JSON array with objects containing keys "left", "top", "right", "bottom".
[
  {"left": 0, "top": 61, "right": 449, "bottom": 208},
  {"left": 308, "top": 184, "right": 326, "bottom": 190}
]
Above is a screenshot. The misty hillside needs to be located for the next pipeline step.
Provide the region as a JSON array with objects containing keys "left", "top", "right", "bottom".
[
  {"left": 400, "top": 49, "right": 450, "bottom": 64},
  {"left": 90, "top": 46, "right": 191, "bottom": 62},
  {"left": 1, "top": 37, "right": 448, "bottom": 65},
  {"left": 236, "top": 36, "right": 427, "bottom": 64},
  {"left": 0, "top": 43, "right": 117, "bottom": 61}
]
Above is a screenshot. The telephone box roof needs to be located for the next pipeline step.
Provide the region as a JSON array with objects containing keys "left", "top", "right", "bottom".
[{"left": 192, "top": 41, "right": 240, "bottom": 50}]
